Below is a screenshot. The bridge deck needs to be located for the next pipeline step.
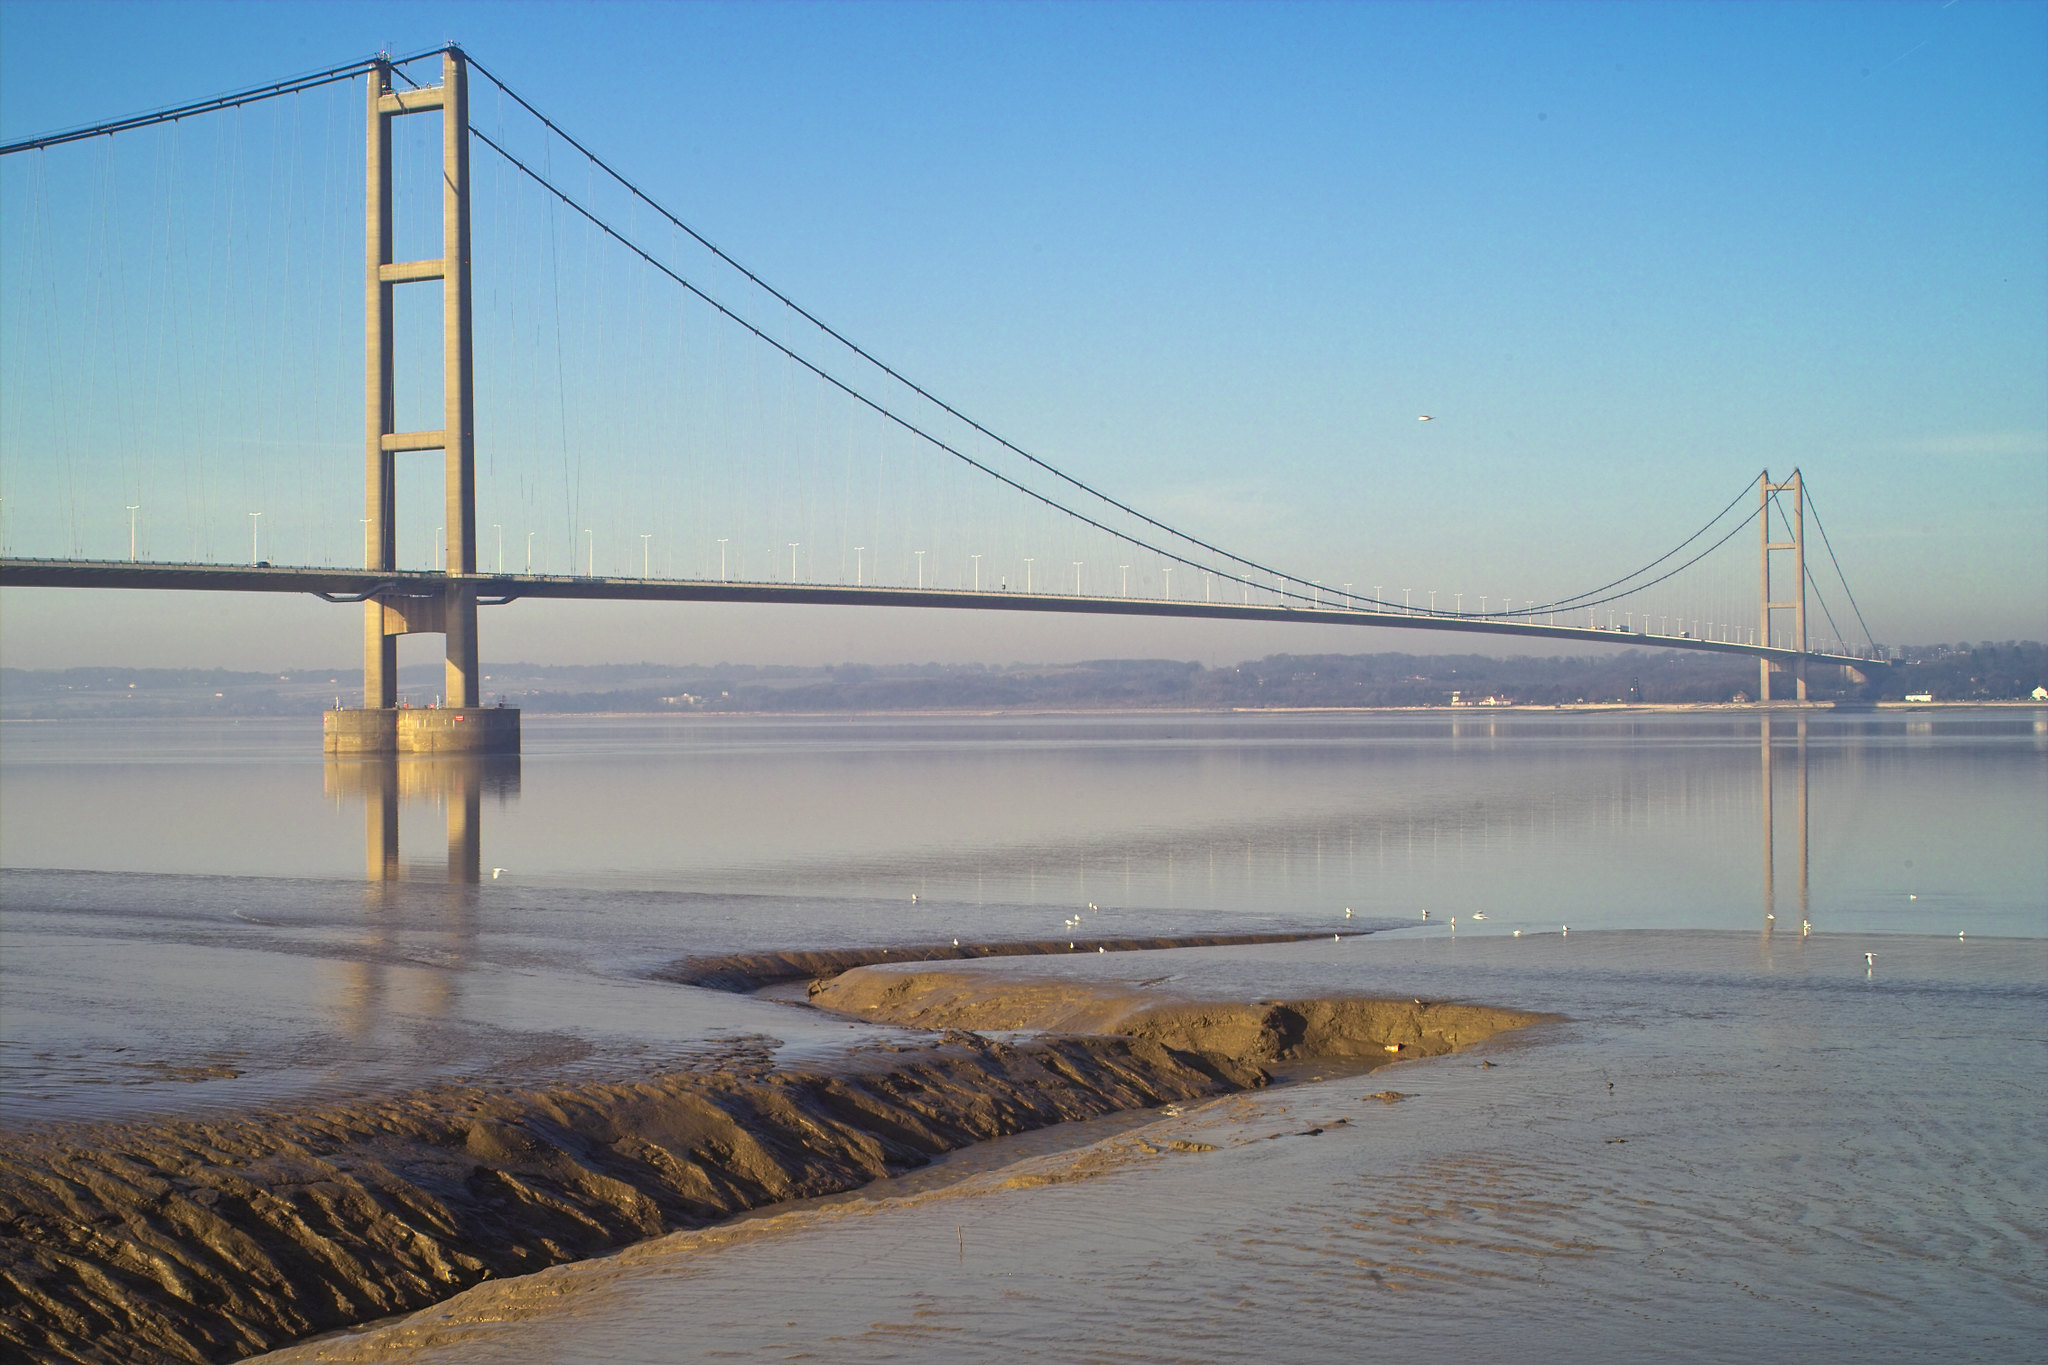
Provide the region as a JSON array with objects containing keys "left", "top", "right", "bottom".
[{"left": 0, "top": 559, "right": 1880, "bottom": 670}]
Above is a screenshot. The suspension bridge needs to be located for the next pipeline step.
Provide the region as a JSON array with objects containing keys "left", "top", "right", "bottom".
[{"left": 0, "top": 46, "right": 1885, "bottom": 755}]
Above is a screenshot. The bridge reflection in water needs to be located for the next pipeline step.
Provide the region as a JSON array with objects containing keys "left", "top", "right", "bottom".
[
  {"left": 323, "top": 754, "right": 520, "bottom": 882},
  {"left": 1759, "top": 715, "right": 1811, "bottom": 938}
]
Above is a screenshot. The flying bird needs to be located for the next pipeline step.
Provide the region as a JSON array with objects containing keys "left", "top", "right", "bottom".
[{"left": 1417, "top": 415, "right": 1434, "bottom": 422}]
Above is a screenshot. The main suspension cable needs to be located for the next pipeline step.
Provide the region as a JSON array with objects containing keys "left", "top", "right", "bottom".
[
  {"left": 0, "top": 47, "right": 447, "bottom": 156},
  {"left": 1803, "top": 485, "right": 1875, "bottom": 649},
  {"left": 464, "top": 54, "right": 1760, "bottom": 624}
]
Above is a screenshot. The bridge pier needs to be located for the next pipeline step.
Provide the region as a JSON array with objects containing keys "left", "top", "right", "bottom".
[{"left": 323, "top": 705, "right": 518, "bottom": 755}]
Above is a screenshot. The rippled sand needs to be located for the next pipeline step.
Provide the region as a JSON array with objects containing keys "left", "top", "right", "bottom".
[{"left": 263, "top": 931, "right": 2047, "bottom": 1364}]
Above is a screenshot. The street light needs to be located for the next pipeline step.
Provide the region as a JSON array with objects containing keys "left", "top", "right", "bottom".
[
  {"left": 717, "top": 538, "right": 728, "bottom": 580},
  {"left": 1071, "top": 561, "right": 1083, "bottom": 594},
  {"left": 915, "top": 549, "right": 926, "bottom": 588},
  {"left": 854, "top": 546, "right": 865, "bottom": 585},
  {"left": 1120, "top": 564, "right": 1130, "bottom": 597},
  {"left": 361, "top": 518, "right": 372, "bottom": 569},
  {"left": 494, "top": 525, "right": 504, "bottom": 574},
  {"left": 1164, "top": 566, "right": 1174, "bottom": 600},
  {"left": 971, "top": 553, "right": 981, "bottom": 591},
  {"left": 526, "top": 530, "right": 535, "bottom": 573},
  {"left": 585, "top": 529, "right": 594, "bottom": 577},
  {"left": 644, "top": 534, "right": 655, "bottom": 578},
  {"left": 435, "top": 525, "right": 444, "bottom": 569},
  {"left": 1023, "top": 557, "right": 1034, "bottom": 593},
  {"left": 126, "top": 505, "right": 140, "bottom": 562},
  {"left": 789, "top": 542, "right": 800, "bottom": 582},
  {"left": 249, "top": 512, "right": 262, "bottom": 565}
]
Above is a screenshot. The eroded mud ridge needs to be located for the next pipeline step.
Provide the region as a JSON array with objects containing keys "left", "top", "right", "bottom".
[
  {"left": 2, "top": 964, "right": 1544, "bottom": 1365},
  {"left": 659, "top": 929, "right": 1351, "bottom": 992}
]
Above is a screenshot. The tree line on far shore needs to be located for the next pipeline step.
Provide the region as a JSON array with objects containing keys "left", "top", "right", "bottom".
[{"left": 5, "top": 642, "right": 2041, "bottom": 719}]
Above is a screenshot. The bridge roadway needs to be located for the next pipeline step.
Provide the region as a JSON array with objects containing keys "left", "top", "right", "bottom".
[{"left": 0, "top": 558, "right": 1881, "bottom": 673}]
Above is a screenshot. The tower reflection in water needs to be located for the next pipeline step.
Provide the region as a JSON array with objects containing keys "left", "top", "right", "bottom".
[
  {"left": 1759, "top": 715, "right": 1810, "bottom": 940},
  {"left": 323, "top": 754, "right": 520, "bottom": 883},
  {"left": 321, "top": 756, "right": 520, "bottom": 1039}
]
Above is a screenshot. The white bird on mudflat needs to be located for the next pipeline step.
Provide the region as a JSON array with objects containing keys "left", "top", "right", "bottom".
[
  {"left": 1865, "top": 952, "right": 1876, "bottom": 965},
  {"left": 1512, "top": 929, "right": 1522, "bottom": 937},
  {"left": 491, "top": 867, "right": 506, "bottom": 879},
  {"left": 1345, "top": 907, "right": 1354, "bottom": 919},
  {"left": 1562, "top": 925, "right": 1569, "bottom": 936},
  {"left": 911, "top": 894, "right": 920, "bottom": 904},
  {"left": 1421, "top": 909, "right": 1430, "bottom": 919},
  {"left": 1958, "top": 930, "right": 1966, "bottom": 940},
  {"left": 1471, "top": 913, "right": 1487, "bottom": 921}
]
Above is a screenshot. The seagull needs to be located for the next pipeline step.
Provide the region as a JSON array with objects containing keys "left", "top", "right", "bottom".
[
  {"left": 1512, "top": 929, "right": 1522, "bottom": 937},
  {"left": 1471, "top": 913, "right": 1487, "bottom": 921},
  {"left": 911, "top": 894, "right": 920, "bottom": 904},
  {"left": 1801, "top": 919, "right": 1811, "bottom": 935},
  {"left": 490, "top": 867, "right": 506, "bottom": 879},
  {"left": 1562, "top": 925, "right": 1569, "bottom": 936},
  {"left": 1417, "top": 415, "right": 1434, "bottom": 422},
  {"left": 1864, "top": 952, "right": 1875, "bottom": 965},
  {"left": 1087, "top": 903, "right": 1098, "bottom": 912},
  {"left": 1908, "top": 893, "right": 1917, "bottom": 901},
  {"left": 1421, "top": 909, "right": 1430, "bottom": 919},
  {"left": 1958, "top": 930, "right": 1966, "bottom": 940},
  {"left": 953, "top": 939, "right": 960, "bottom": 946},
  {"left": 1344, "top": 907, "right": 1354, "bottom": 919},
  {"left": 1450, "top": 917, "right": 1458, "bottom": 930}
]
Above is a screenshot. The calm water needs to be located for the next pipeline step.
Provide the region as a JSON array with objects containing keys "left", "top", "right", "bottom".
[{"left": 3, "top": 709, "right": 2045, "bottom": 1359}]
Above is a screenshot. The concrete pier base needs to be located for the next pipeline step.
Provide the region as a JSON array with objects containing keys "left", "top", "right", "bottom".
[{"left": 324, "top": 706, "right": 519, "bottom": 755}]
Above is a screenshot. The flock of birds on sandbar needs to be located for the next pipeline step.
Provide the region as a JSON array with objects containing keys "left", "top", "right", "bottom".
[{"left": 890, "top": 889, "right": 1956, "bottom": 974}]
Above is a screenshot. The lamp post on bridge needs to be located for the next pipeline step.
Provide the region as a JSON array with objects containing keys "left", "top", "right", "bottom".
[
  {"left": 1072, "top": 561, "right": 1083, "bottom": 595},
  {"left": 717, "top": 538, "right": 728, "bottom": 581},
  {"left": 915, "top": 549, "right": 926, "bottom": 588},
  {"left": 585, "top": 529, "right": 594, "bottom": 578},
  {"left": 494, "top": 525, "right": 503, "bottom": 574},
  {"left": 789, "top": 543, "right": 800, "bottom": 583},
  {"left": 526, "top": 530, "right": 535, "bottom": 574},
  {"left": 1024, "top": 558, "right": 1034, "bottom": 593},
  {"left": 854, "top": 546, "right": 865, "bottom": 585},
  {"left": 1120, "top": 564, "right": 1129, "bottom": 597},
  {"left": 249, "top": 512, "right": 262, "bottom": 565},
  {"left": 645, "top": 534, "right": 655, "bottom": 578},
  {"left": 971, "top": 554, "right": 981, "bottom": 591},
  {"left": 126, "top": 505, "right": 140, "bottom": 562},
  {"left": 1164, "top": 566, "right": 1174, "bottom": 600},
  {"left": 361, "top": 519, "right": 372, "bottom": 569}
]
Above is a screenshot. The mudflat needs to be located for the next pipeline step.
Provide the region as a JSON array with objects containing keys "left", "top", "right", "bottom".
[{"left": 0, "top": 949, "right": 1541, "bottom": 1365}]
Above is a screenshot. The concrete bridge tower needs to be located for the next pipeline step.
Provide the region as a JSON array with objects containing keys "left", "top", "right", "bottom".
[{"left": 325, "top": 49, "right": 517, "bottom": 754}]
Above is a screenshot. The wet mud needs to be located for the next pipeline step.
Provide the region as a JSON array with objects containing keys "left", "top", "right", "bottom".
[{"left": 2, "top": 955, "right": 1541, "bottom": 1365}]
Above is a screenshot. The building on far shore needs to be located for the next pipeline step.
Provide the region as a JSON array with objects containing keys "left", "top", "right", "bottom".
[{"left": 1905, "top": 692, "right": 1935, "bottom": 703}]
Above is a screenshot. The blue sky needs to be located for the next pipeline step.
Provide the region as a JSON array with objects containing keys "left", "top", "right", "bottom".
[{"left": 1, "top": 0, "right": 2042, "bottom": 668}]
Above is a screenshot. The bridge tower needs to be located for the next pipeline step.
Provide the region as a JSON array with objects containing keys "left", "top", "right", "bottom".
[
  {"left": 325, "top": 48, "right": 516, "bottom": 754},
  {"left": 1757, "top": 470, "right": 1807, "bottom": 703}
]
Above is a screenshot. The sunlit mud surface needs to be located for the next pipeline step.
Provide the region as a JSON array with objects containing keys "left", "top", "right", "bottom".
[{"left": 267, "top": 931, "right": 2047, "bottom": 1364}]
